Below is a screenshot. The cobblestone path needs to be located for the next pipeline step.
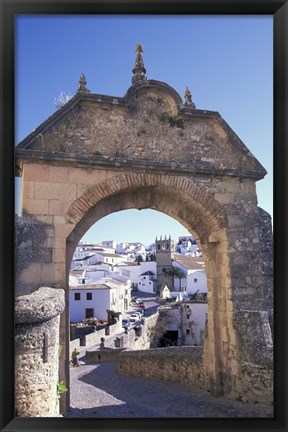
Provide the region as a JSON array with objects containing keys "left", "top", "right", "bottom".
[{"left": 66, "top": 362, "right": 273, "bottom": 418}]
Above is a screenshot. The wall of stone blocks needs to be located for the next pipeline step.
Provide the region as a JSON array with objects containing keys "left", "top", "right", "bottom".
[
  {"left": 86, "top": 348, "right": 126, "bottom": 363},
  {"left": 118, "top": 346, "right": 206, "bottom": 389}
]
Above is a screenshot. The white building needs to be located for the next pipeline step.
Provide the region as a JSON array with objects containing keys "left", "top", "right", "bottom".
[
  {"left": 114, "top": 261, "right": 157, "bottom": 288},
  {"left": 100, "top": 240, "right": 116, "bottom": 250},
  {"left": 157, "top": 301, "right": 208, "bottom": 347},
  {"left": 180, "top": 301, "right": 208, "bottom": 346},
  {"left": 69, "top": 276, "right": 131, "bottom": 323},
  {"left": 172, "top": 254, "right": 207, "bottom": 295},
  {"left": 137, "top": 270, "right": 156, "bottom": 293},
  {"left": 176, "top": 235, "right": 201, "bottom": 256},
  {"left": 116, "top": 242, "right": 130, "bottom": 254}
]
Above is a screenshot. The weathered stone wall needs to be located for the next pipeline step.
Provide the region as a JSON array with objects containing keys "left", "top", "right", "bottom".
[
  {"left": 221, "top": 206, "right": 274, "bottom": 404},
  {"left": 86, "top": 348, "right": 126, "bottom": 363},
  {"left": 21, "top": 84, "right": 262, "bottom": 175},
  {"left": 132, "top": 313, "right": 159, "bottom": 350},
  {"left": 15, "top": 287, "right": 65, "bottom": 417},
  {"left": 111, "top": 313, "right": 159, "bottom": 351},
  {"left": 118, "top": 346, "right": 206, "bottom": 389},
  {"left": 15, "top": 215, "right": 54, "bottom": 296}
]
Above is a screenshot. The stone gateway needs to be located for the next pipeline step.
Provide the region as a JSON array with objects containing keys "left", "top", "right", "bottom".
[{"left": 15, "top": 45, "right": 273, "bottom": 415}]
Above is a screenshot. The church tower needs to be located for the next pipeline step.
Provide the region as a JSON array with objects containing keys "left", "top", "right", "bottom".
[{"left": 155, "top": 235, "right": 175, "bottom": 293}]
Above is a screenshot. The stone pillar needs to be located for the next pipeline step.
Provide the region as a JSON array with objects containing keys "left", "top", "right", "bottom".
[
  {"left": 15, "top": 287, "right": 65, "bottom": 417},
  {"left": 227, "top": 207, "right": 274, "bottom": 404}
]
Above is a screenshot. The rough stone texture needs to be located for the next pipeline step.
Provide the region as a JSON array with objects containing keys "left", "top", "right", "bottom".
[
  {"left": 233, "top": 310, "right": 273, "bottom": 404},
  {"left": 15, "top": 78, "right": 273, "bottom": 411},
  {"left": 118, "top": 346, "right": 206, "bottom": 389},
  {"left": 15, "top": 287, "right": 65, "bottom": 417},
  {"left": 15, "top": 287, "right": 65, "bottom": 323},
  {"left": 15, "top": 215, "right": 54, "bottom": 296},
  {"left": 86, "top": 348, "right": 126, "bottom": 363},
  {"left": 16, "top": 82, "right": 265, "bottom": 178}
]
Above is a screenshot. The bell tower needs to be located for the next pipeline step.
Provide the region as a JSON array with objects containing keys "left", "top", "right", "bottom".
[{"left": 155, "top": 235, "right": 175, "bottom": 293}]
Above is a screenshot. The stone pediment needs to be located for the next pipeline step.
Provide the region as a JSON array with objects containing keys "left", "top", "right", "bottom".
[{"left": 16, "top": 79, "right": 266, "bottom": 180}]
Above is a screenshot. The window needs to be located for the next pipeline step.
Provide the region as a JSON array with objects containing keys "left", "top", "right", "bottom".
[
  {"left": 85, "top": 308, "right": 94, "bottom": 318},
  {"left": 194, "top": 278, "right": 197, "bottom": 283},
  {"left": 186, "top": 329, "right": 190, "bottom": 335},
  {"left": 86, "top": 293, "right": 92, "bottom": 300},
  {"left": 74, "top": 293, "right": 80, "bottom": 301}
]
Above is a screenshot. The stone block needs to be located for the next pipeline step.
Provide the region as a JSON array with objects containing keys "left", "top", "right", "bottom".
[
  {"left": 22, "top": 181, "right": 35, "bottom": 199},
  {"left": 54, "top": 263, "right": 66, "bottom": 283},
  {"left": 48, "top": 165, "right": 70, "bottom": 183},
  {"left": 41, "top": 263, "right": 55, "bottom": 284},
  {"left": 54, "top": 223, "right": 75, "bottom": 239},
  {"left": 18, "top": 263, "right": 42, "bottom": 284},
  {"left": 33, "top": 215, "right": 54, "bottom": 224},
  {"left": 68, "top": 167, "right": 108, "bottom": 184},
  {"left": 53, "top": 216, "right": 65, "bottom": 225},
  {"left": 23, "top": 163, "right": 49, "bottom": 182},
  {"left": 227, "top": 214, "right": 246, "bottom": 227},
  {"left": 214, "top": 192, "right": 234, "bottom": 205},
  {"left": 35, "top": 182, "right": 77, "bottom": 201},
  {"left": 23, "top": 199, "right": 49, "bottom": 215},
  {"left": 49, "top": 200, "right": 71, "bottom": 216},
  {"left": 52, "top": 248, "right": 66, "bottom": 263}
]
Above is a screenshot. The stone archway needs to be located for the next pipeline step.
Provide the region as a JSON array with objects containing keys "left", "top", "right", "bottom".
[
  {"left": 15, "top": 46, "right": 273, "bottom": 415},
  {"left": 65, "top": 172, "right": 231, "bottom": 397}
]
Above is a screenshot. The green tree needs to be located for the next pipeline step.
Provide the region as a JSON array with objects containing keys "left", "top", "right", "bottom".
[
  {"left": 165, "top": 266, "right": 186, "bottom": 290},
  {"left": 149, "top": 252, "right": 156, "bottom": 261},
  {"left": 135, "top": 255, "right": 143, "bottom": 265}
]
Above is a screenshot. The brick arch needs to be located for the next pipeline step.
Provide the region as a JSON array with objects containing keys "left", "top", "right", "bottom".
[{"left": 66, "top": 172, "right": 228, "bottom": 236}]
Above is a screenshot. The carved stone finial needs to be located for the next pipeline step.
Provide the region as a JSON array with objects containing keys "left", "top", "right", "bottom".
[
  {"left": 184, "top": 86, "right": 196, "bottom": 109},
  {"left": 77, "top": 73, "right": 90, "bottom": 93},
  {"left": 132, "top": 44, "right": 147, "bottom": 84}
]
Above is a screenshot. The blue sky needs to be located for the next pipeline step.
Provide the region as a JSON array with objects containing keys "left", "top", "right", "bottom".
[{"left": 15, "top": 15, "right": 273, "bottom": 245}]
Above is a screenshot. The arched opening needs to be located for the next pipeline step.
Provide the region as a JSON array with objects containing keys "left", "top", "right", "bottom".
[
  {"left": 62, "top": 173, "right": 234, "bottom": 409},
  {"left": 67, "top": 208, "right": 211, "bottom": 411}
]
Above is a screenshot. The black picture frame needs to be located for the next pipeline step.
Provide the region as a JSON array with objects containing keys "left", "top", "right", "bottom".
[{"left": 0, "top": 1, "right": 287, "bottom": 431}]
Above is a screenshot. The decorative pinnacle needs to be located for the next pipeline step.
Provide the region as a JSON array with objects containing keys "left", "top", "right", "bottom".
[
  {"left": 132, "top": 44, "right": 147, "bottom": 84},
  {"left": 184, "top": 86, "right": 196, "bottom": 109},
  {"left": 77, "top": 73, "right": 90, "bottom": 93}
]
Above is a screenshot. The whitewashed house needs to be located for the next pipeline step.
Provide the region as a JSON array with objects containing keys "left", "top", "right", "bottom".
[
  {"left": 137, "top": 270, "right": 156, "bottom": 293},
  {"left": 180, "top": 301, "right": 208, "bottom": 346},
  {"left": 115, "top": 261, "right": 157, "bottom": 288},
  {"left": 93, "top": 252, "right": 124, "bottom": 266},
  {"left": 160, "top": 283, "right": 171, "bottom": 299},
  {"left": 116, "top": 242, "right": 130, "bottom": 254},
  {"left": 172, "top": 254, "right": 207, "bottom": 295},
  {"left": 100, "top": 240, "right": 116, "bottom": 253},
  {"left": 70, "top": 276, "right": 131, "bottom": 324}
]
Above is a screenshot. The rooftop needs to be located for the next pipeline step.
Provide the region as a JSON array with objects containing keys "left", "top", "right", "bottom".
[{"left": 173, "top": 254, "right": 205, "bottom": 271}]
